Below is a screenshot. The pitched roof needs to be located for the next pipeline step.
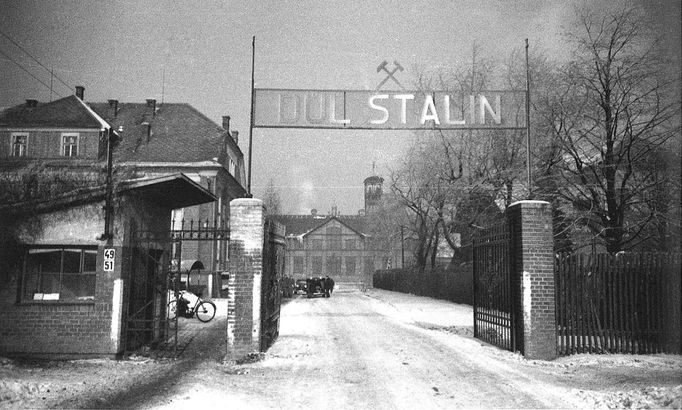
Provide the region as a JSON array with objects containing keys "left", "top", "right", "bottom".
[
  {"left": 273, "top": 214, "right": 369, "bottom": 238},
  {"left": 88, "top": 102, "right": 230, "bottom": 164},
  {"left": 0, "top": 95, "right": 108, "bottom": 129}
]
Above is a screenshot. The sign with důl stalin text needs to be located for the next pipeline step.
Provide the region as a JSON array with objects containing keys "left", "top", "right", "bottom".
[{"left": 254, "top": 89, "right": 527, "bottom": 130}]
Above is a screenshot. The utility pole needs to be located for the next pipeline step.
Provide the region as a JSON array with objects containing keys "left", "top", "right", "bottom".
[
  {"left": 247, "top": 36, "right": 256, "bottom": 197},
  {"left": 100, "top": 127, "right": 114, "bottom": 243},
  {"left": 525, "top": 39, "right": 532, "bottom": 198}
]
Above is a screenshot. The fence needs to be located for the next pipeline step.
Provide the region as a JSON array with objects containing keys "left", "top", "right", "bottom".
[
  {"left": 373, "top": 264, "right": 473, "bottom": 305},
  {"left": 472, "top": 221, "right": 516, "bottom": 352},
  {"left": 555, "top": 252, "right": 681, "bottom": 355},
  {"left": 260, "top": 218, "right": 286, "bottom": 351}
]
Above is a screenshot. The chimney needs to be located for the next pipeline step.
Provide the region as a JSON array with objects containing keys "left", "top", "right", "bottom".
[
  {"left": 75, "top": 86, "right": 85, "bottom": 100},
  {"left": 231, "top": 131, "right": 239, "bottom": 144},
  {"left": 25, "top": 99, "right": 38, "bottom": 108},
  {"left": 107, "top": 99, "right": 119, "bottom": 117},
  {"left": 145, "top": 123, "right": 152, "bottom": 143},
  {"left": 222, "top": 116, "right": 230, "bottom": 132},
  {"left": 147, "top": 98, "right": 156, "bottom": 117},
  {"left": 311, "top": 208, "right": 318, "bottom": 218},
  {"left": 146, "top": 98, "right": 157, "bottom": 115}
]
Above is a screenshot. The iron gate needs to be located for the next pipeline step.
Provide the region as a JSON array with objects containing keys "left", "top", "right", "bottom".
[
  {"left": 260, "top": 219, "right": 286, "bottom": 351},
  {"left": 472, "top": 219, "right": 517, "bottom": 352},
  {"left": 124, "top": 219, "right": 229, "bottom": 356}
]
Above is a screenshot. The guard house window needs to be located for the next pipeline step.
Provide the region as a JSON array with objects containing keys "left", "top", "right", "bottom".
[
  {"left": 62, "top": 133, "right": 79, "bottom": 157},
  {"left": 11, "top": 133, "right": 28, "bottom": 157},
  {"left": 22, "top": 247, "right": 97, "bottom": 302}
]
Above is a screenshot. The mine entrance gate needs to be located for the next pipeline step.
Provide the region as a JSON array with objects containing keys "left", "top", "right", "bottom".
[
  {"left": 472, "top": 219, "right": 518, "bottom": 352},
  {"left": 260, "top": 219, "right": 286, "bottom": 351},
  {"left": 124, "top": 219, "right": 229, "bottom": 356}
]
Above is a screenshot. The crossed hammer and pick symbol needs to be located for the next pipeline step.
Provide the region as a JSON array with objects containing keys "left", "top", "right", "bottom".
[{"left": 376, "top": 60, "right": 405, "bottom": 90}]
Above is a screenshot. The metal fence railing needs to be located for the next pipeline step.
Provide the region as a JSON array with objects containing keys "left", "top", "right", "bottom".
[
  {"left": 555, "top": 252, "right": 681, "bottom": 355},
  {"left": 473, "top": 221, "right": 516, "bottom": 352}
]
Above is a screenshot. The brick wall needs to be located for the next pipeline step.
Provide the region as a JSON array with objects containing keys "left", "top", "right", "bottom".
[
  {"left": 0, "top": 202, "right": 118, "bottom": 357},
  {"left": 227, "top": 198, "right": 265, "bottom": 360},
  {"left": 508, "top": 200, "right": 557, "bottom": 360},
  {"left": 0, "top": 192, "right": 172, "bottom": 358}
]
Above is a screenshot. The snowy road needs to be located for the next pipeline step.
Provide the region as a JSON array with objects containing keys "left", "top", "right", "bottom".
[
  {"left": 2, "top": 289, "right": 679, "bottom": 409},
  {"left": 258, "top": 290, "right": 575, "bottom": 409}
]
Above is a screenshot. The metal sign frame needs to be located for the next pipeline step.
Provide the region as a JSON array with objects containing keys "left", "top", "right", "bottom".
[
  {"left": 246, "top": 37, "right": 533, "bottom": 196},
  {"left": 252, "top": 88, "right": 528, "bottom": 131}
]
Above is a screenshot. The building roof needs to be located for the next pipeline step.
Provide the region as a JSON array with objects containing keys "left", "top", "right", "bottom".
[
  {"left": 88, "top": 102, "right": 235, "bottom": 164},
  {"left": 0, "top": 173, "right": 215, "bottom": 216},
  {"left": 363, "top": 175, "right": 384, "bottom": 185},
  {"left": 273, "top": 214, "right": 369, "bottom": 238},
  {"left": 121, "top": 173, "right": 216, "bottom": 209},
  {"left": 0, "top": 95, "right": 109, "bottom": 129}
]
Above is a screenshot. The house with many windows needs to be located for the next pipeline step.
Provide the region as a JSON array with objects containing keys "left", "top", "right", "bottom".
[
  {"left": 274, "top": 176, "right": 391, "bottom": 289},
  {"left": 88, "top": 97, "right": 247, "bottom": 296},
  {"left": 0, "top": 86, "right": 244, "bottom": 357}
]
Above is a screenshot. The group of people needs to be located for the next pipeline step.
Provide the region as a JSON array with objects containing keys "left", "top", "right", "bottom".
[{"left": 306, "top": 275, "right": 335, "bottom": 298}]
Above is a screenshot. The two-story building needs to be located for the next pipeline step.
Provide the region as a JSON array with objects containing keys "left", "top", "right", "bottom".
[
  {"left": 0, "top": 88, "right": 219, "bottom": 357},
  {"left": 88, "top": 97, "right": 248, "bottom": 296},
  {"left": 274, "top": 176, "right": 391, "bottom": 289}
]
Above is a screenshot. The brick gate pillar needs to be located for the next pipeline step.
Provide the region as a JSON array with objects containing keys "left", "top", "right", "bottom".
[
  {"left": 227, "top": 198, "right": 265, "bottom": 361},
  {"left": 508, "top": 200, "right": 556, "bottom": 360}
]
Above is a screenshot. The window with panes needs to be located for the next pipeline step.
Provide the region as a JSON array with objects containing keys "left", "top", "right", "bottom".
[
  {"left": 11, "top": 133, "right": 28, "bottom": 157},
  {"left": 293, "top": 256, "right": 304, "bottom": 275},
  {"left": 327, "top": 227, "right": 341, "bottom": 250},
  {"left": 22, "top": 247, "right": 97, "bottom": 302},
  {"left": 345, "top": 257, "right": 356, "bottom": 275},
  {"left": 62, "top": 133, "right": 79, "bottom": 157}
]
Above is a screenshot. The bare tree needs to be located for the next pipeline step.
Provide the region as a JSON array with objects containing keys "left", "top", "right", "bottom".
[
  {"left": 261, "top": 177, "right": 283, "bottom": 215},
  {"left": 538, "top": 4, "right": 680, "bottom": 253},
  {"left": 388, "top": 140, "right": 443, "bottom": 271}
]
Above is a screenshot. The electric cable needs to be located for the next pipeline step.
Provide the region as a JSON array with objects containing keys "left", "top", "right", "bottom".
[
  {"left": 0, "top": 47, "right": 62, "bottom": 97},
  {"left": 0, "top": 29, "right": 72, "bottom": 93}
]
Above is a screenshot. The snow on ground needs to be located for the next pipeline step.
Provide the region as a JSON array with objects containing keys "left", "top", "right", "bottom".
[
  {"left": 0, "top": 289, "right": 680, "bottom": 409},
  {"left": 365, "top": 289, "right": 682, "bottom": 409}
]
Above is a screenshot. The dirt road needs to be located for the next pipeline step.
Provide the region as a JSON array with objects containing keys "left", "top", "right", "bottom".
[{"left": 2, "top": 289, "right": 680, "bottom": 409}]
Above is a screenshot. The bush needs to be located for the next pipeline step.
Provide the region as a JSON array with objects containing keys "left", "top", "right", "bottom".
[{"left": 373, "top": 264, "right": 473, "bottom": 305}]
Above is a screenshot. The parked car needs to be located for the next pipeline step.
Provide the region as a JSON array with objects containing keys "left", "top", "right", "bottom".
[
  {"left": 306, "top": 277, "right": 325, "bottom": 298},
  {"left": 295, "top": 279, "right": 308, "bottom": 294},
  {"left": 305, "top": 276, "right": 334, "bottom": 298}
]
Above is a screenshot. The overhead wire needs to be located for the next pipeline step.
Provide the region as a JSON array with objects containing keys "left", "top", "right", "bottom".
[
  {"left": 0, "top": 47, "right": 62, "bottom": 98},
  {"left": 0, "top": 29, "right": 72, "bottom": 93}
]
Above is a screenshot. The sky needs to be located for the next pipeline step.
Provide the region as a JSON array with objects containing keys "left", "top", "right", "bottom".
[{"left": 1, "top": 0, "right": 680, "bottom": 214}]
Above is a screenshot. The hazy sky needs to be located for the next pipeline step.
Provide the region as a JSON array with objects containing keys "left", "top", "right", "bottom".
[{"left": 1, "top": 0, "right": 679, "bottom": 214}]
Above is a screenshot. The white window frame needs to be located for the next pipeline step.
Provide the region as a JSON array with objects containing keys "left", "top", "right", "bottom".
[
  {"left": 10, "top": 132, "right": 28, "bottom": 157},
  {"left": 61, "top": 132, "right": 79, "bottom": 157}
]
